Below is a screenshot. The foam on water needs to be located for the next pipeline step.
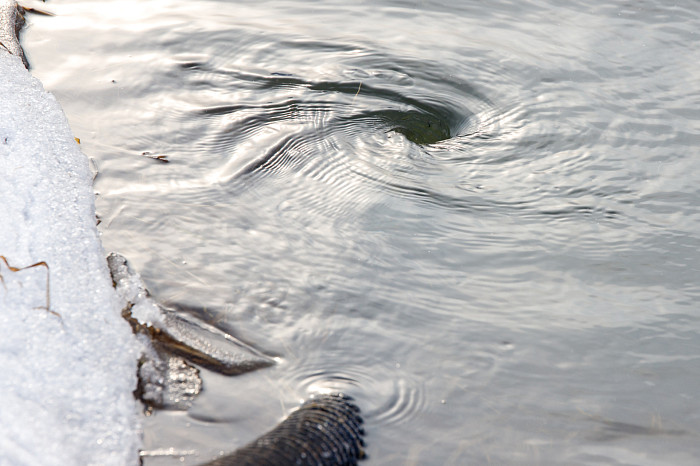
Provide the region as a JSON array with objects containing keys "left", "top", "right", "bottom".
[{"left": 0, "top": 51, "right": 141, "bottom": 464}]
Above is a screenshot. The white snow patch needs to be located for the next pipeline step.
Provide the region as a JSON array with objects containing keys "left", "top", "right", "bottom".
[
  {"left": 109, "top": 252, "right": 165, "bottom": 327},
  {"left": 0, "top": 51, "right": 141, "bottom": 465}
]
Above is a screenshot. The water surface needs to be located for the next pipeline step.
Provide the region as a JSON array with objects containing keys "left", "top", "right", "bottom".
[{"left": 25, "top": 0, "right": 700, "bottom": 464}]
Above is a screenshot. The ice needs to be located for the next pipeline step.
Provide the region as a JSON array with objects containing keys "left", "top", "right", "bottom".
[
  {"left": 108, "top": 251, "right": 275, "bottom": 391},
  {"left": 0, "top": 49, "right": 141, "bottom": 465},
  {"left": 109, "top": 252, "right": 165, "bottom": 327}
]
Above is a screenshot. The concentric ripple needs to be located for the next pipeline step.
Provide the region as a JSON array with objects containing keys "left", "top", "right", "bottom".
[
  {"left": 284, "top": 358, "right": 427, "bottom": 429},
  {"left": 28, "top": 1, "right": 700, "bottom": 465},
  {"left": 163, "top": 40, "right": 504, "bottom": 220}
]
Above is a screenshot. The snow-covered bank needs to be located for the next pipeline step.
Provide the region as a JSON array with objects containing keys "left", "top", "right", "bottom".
[{"left": 0, "top": 40, "right": 141, "bottom": 465}]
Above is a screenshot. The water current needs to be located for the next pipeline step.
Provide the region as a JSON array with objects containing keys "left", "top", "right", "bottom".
[{"left": 24, "top": 0, "right": 700, "bottom": 464}]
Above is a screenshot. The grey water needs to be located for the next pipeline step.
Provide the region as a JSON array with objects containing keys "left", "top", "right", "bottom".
[{"left": 24, "top": 0, "right": 700, "bottom": 464}]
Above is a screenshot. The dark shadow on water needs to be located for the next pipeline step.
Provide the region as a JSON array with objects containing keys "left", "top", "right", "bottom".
[
  {"left": 589, "top": 419, "right": 686, "bottom": 442},
  {"left": 378, "top": 109, "right": 452, "bottom": 145}
]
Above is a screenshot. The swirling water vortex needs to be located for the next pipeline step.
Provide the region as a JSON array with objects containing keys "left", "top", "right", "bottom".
[
  {"left": 26, "top": 1, "right": 700, "bottom": 464},
  {"left": 163, "top": 37, "right": 506, "bottom": 223}
]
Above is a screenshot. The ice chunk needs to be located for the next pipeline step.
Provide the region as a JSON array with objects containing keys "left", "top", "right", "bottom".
[
  {"left": 135, "top": 333, "right": 202, "bottom": 411},
  {"left": 108, "top": 252, "right": 275, "bottom": 378}
]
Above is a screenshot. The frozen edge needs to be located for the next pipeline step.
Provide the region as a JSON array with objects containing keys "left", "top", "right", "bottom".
[{"left": 0, "top": 3, "right": 142, "bottom": 464}]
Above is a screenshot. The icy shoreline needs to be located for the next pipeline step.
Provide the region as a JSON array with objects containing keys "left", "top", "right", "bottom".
[{"left": 0, "top": 37, "right": 141, "bottom": 465}]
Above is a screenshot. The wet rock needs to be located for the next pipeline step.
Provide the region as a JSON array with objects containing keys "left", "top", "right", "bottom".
[{"left": 107, "top": 252, "right": 275, "bottom": 409}]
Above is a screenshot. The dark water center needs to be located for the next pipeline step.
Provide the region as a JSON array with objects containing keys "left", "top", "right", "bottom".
[{"left": 24, "top": 0, "right": 700, "bottom": 464}]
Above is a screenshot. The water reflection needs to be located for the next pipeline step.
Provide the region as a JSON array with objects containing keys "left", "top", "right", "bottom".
[{"left": 24, "top": 0, "right": 700, "bottom": 464}]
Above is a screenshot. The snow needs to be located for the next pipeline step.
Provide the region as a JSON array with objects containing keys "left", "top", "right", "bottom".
[
  {"left": 0, "top": 49, "right": 141, "bottom": 465},
  {"left": 108, "top": 252, "right": 165, "bottom": 328}
]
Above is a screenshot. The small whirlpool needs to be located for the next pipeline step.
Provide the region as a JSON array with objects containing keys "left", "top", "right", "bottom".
[{"left": 157, "top": 37, "right": 505, "bottom": 221}]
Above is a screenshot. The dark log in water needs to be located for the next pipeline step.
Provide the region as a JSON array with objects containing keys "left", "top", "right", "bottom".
[{"left": 201, "top": 393, "right": 366, "bottom": 466}]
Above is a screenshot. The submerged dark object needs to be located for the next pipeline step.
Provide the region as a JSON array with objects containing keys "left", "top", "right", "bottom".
[
  {"left": 108, "top": 253, "right": 275, "bottom": 410},
  {"left": 108, "top": 253, "right": 367, "bottom": 463},
  {"left": 201, "top": 393, "right": 366, "bottom": 466},
  {"left": 384, "top": 109, "right": 452, "bottom": 145}
]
